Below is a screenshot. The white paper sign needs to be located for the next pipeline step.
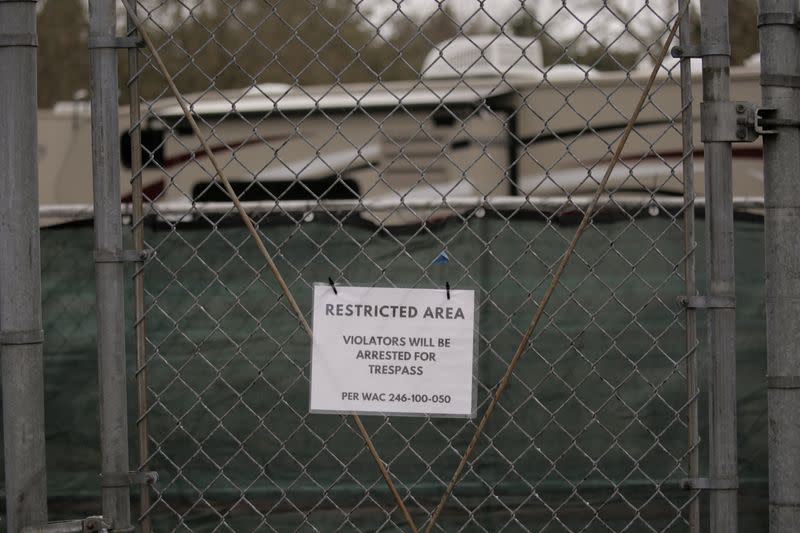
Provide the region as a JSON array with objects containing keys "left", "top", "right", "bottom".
[{"left": 310, "top": 284, "right": 476, "bottom": 417}]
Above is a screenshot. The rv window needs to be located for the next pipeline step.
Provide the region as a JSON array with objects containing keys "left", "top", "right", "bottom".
[
  {"left": 120, "top": 129, "right": 165, "bottom": 169},
  {"left": 433, "top": 112, "right": 456, "bottom": 127},
  {"left": 192, "top": 177, "right": 361, "bottom": 203}
]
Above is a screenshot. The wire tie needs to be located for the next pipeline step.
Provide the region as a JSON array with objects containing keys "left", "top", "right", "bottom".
[
  {"left": 446, "top": 282, "right": 450, "bottom": 300},
  {"left": 328, "top": 277, "right": 337, "bottom": 295}
]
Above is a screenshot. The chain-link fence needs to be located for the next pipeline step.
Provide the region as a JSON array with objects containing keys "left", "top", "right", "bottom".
[
  {"left": 29, "top": 217, "right": 770, "bottom": 530},
  {"left": 114, "top": 1, "right": 755, "bottom": 531}
]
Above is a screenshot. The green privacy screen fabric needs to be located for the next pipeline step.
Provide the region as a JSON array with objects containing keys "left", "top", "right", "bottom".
[{"left": 13, "top": 215, "right": 767, "bottom": 532}]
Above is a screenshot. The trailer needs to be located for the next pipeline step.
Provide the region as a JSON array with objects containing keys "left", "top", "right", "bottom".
[{"left": 37, "top": 34, "right": 762, "bottom": 226}]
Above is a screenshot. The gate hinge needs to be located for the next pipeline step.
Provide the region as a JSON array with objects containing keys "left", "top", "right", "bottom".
[
  {"left": 701, "top": 102, "right": 778, "bottom": 142},
  {"left": 681, "top": 477, "right": 739, "bottom": 490},
  {"left": 100, "top": 470, "right": 158, "bottom": 488}
]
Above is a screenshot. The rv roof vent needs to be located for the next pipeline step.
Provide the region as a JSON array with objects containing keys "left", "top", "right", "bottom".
[
  {"left": 421, "top": 34, "right": 544, "bottom": 79},
  {"left": 52, "top": 101, "right": 92, "bottom": 116}
]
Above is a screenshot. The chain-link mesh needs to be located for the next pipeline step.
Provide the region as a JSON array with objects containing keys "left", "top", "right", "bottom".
[{"left": 128, "top": 1, "right": 699, "bottom": 530}]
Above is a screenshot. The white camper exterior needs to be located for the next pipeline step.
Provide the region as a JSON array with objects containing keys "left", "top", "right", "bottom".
[{"left": 37, "top": 35, "right": 763, "bottom": 226}]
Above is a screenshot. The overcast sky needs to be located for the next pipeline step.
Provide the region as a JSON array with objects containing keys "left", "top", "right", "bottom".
[{"left": 364, "top": 0, "right": 679, "bottom": 51}]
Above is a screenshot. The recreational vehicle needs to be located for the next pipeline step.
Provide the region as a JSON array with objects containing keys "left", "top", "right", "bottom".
[{"left": 38, "top": 34, "right": 763, "bottom": 226}]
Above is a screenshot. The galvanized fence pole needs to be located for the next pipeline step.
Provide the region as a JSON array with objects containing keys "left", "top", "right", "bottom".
[
  {"left": 758, "top": 0, "right": 800, "bottom": 530},
  {"left": 88, "top": 0, "right": 133, "bottom": 529},
  {"left": 678, "top": 0, "right": 699, "bottom": 529},
  {"left": 700, "top": 0, "right": 738, "bottom": 531},
  {"left": 0, "top": 1, "right": 49, "bottom": 531},
  {"left": 126, "top": 3, "right": 153, "bottom": 530}
]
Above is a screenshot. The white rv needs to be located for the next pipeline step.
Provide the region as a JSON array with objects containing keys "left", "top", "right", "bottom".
[{"left": 38, "top": 34, "right": 763, "bottom": 226}]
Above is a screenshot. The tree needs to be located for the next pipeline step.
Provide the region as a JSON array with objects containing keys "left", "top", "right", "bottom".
[
  {"left": 37, "top": 0, "right": 90, "bottom": 108},
  {"left": 382, "top": 1, "right": 461, "bottom": 79},
  {"left": 136, "top": 0, "right": 407, "bottom": 98},
  {"left": 509, "top": 7, "right": 565, "bottom": 67},
  {"left": 690, "top": 0, "right": 759, "bottom": 65},
  {"left": 509, "top": 6, "right": 639, "bottom": 71}
]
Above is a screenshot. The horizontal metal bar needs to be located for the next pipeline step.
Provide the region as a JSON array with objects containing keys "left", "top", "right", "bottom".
[
  {"left": 20, "top": 521, "right": 84, "bottom": 533},
  {"left": 681, "top": 477, "right": 739, "bottom": 490},
  {"left": 760, "top": 118, "right": 800, "bottom": 128},
  {"left": 20, "top": 516, "right": 106, "bottom": 533},
  {"left": 0, "top": 32, "right": 36, "bottom": 47},
  {"left": 671, "top": 43, "right": 730, "bottom": 58},
  {"left": 87, "top": 36, "right": 140, "bottom": 49},
  {"left": 94, "top": 249, "right": 151, "bottom": 263},
  {"left": 678, "top": 295, "right": 736, "bottom": 309},
  {"left": 100, "top": 471, "right": 157, "bottom": 488},
  {"left": 767, "top": 376, "right": 800, "bottom": 389},
  {"left": 38, "top": 196, "right": 769, "bottom": 219},
  {"left": 0, "top": 329, "right": 44, "bottom": 346}
]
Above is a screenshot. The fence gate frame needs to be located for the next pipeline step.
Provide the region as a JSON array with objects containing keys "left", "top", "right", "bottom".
[{"left": 15, "top": 0, "right": 758, "bottom": 531}]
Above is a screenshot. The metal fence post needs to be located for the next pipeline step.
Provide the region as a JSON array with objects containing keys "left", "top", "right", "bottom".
[
  {"left": 758, "top": 0, "right": 800, "bottom": 530},
  {"left": 0, "top": 1, "right": 49, "bottom": 531},
  {"left": 125, "top": 3, "right": 153, "bottom": 530},
  {"left": 88, "top": 0, "right": 133, "bottom": 529},
  {"left": 699, "top": 0, "right": 738, "bottom": 531},
  {"left": 677, "top": 0, "right": 699, "bottom": 530}
]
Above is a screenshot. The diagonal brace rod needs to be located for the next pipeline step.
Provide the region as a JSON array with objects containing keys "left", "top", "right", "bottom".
[
  {"left": 116, "top": 1, "right": 419, "bottom": 530},
  {"left": 421, "top": 8, "right": 688, "bottom": 532}
]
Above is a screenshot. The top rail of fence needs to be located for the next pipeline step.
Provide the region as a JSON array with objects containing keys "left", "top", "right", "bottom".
[{"left": 38, "top": 195, "right": 765, "bottom": 221}]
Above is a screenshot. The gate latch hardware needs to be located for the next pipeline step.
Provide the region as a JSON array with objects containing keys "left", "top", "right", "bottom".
[
  {"left": 700, "top": 102, "right": 777, "bottom": 143},
  {"left": 82, "top": 517, "right": 107, "bottom": 533},
  {"left": 677, "top": 295, "right": 736, "bottom": 309},
  {"left": 681, "top": 477, "right": 739, "bottom": 490}
]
